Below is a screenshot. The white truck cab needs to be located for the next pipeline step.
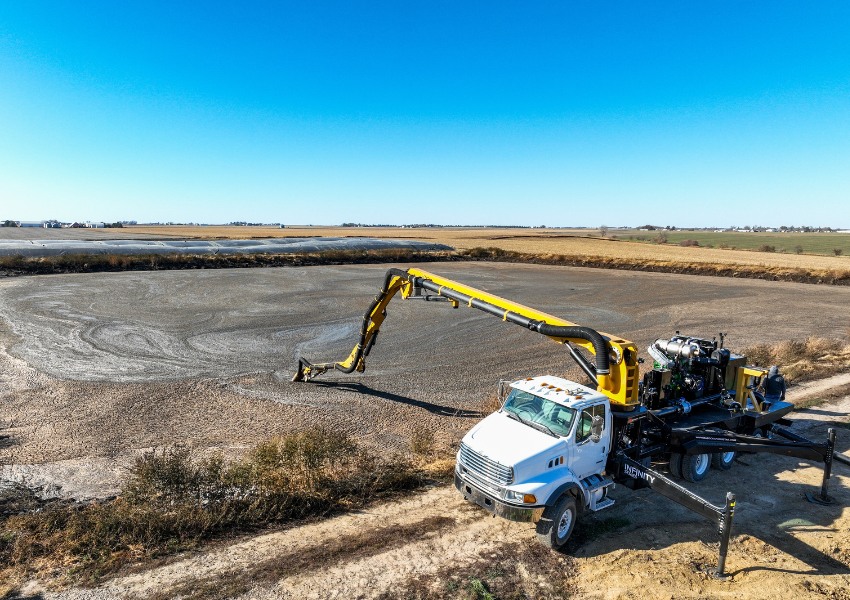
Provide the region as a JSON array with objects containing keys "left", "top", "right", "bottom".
[{"left": 455, "top": 375, "right": 616, "bottom": 548}]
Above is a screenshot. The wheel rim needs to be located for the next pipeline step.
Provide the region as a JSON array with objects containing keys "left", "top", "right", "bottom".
[
  {"left": 695, "top": 453, "right": 709, "bottom": 475},
  {"left": 722, "top": 451, "right": 735, "bottom": 463},
  {"left": 557, "top": 508, "right": 573, "bottom": 539}
]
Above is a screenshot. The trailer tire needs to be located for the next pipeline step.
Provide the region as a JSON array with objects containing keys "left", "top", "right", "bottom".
[
  {"left": 536, "top": 494, "right": 577, "bottom": 549},
  {"left": 681, "top": 453, "right": 711, "bottom": 483},
  {"left": 669, "top": 453, "right": 684, "bottom": 479},
  {"left": 712, "top": 451, "right": 735, "bottom": 470}
]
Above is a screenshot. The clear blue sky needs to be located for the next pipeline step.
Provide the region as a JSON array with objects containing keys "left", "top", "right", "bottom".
[{"left": 1, "top": 2, "right": 849, "bottom": 227}]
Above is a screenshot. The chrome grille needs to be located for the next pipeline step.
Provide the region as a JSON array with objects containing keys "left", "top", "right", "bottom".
[{"left": 459, "top": 443, "right": 514, "bottom": 485}]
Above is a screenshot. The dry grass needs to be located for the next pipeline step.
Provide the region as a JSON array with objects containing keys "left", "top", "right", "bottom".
[
  {"left": 147, "top": 515, "right": 457, "bottom": 600},
  {"left": 0, "top": 247, "right": 457, "bottom": 277},
  {"left": 460, "top": 247, "right": 850, "bottom": 285},
  {"left": 409, "top": 428, "right": 458, "bottom": 481},
  {"left": 794, "top": 383, "right": 850, "bottom": 410},
  {"left": 3, "top": 245, "right": 849, "bottom": 286},
  {"left": 0, "top": 428, "right": 426, "bottom": 587},
  {"left": 743, "top": 337, "right": 850, "bottom": 384},
  {"left": 376, "top": 539, "right": 576, "bottom": 600}
]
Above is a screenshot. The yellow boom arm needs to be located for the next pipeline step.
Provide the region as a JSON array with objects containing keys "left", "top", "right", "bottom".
[{"left": 293, "top": 267, "right": 640, "bottom": 410}]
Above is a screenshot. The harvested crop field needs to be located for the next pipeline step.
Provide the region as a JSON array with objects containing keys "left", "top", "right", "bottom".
[
  {"left": 1, "top": 262, "right": 849, "bottom": 598},
  {"left": 125, "top": 225, "right": 850, "bottom": 273}
]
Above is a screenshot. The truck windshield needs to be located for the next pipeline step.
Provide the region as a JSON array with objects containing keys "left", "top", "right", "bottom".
[{"left": 502, "top": 389, "right": 576, "bottom": 437}]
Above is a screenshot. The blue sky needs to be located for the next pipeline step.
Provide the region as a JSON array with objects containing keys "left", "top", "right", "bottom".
[{"left": 1, "top": 2, "right": 849, "bottom": 227}]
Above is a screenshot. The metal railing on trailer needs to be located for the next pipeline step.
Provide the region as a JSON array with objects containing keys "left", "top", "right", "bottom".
[{"left": 615, "top": 426, "right": 837, "bottom": 578}]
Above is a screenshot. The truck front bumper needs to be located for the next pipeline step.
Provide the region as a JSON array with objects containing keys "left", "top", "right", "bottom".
[{"left": 455, "top": 473, "right": 544, "bottom": 523}]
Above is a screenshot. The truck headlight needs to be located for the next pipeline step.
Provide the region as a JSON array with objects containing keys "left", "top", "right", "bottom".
[{"left": 504, "top": 490, "right": 537, "bottom": 504}]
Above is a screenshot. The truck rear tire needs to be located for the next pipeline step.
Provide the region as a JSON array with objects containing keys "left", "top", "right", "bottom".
[
  {"left": 536, "top": 494, "right": 577, "bottom": 549},
  {"left": 712, "top": 451, "right": 735, "bottom": 470},
  {"left": 681, "top": 453, "right": 711, "bottom": 483}
]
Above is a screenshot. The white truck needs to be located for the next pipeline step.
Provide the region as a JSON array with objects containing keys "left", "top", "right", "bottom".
[{"left": 456, "top": 376, "right": 612, "bottom": 548}]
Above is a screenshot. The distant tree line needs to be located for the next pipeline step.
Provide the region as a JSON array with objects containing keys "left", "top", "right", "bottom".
[
  {"left": 637, "top": 224, "right": 839, "bottom": 232},
  {"left": 340, "top": 223, "right": 541, "bottom": 228},
  {"left": 1, "top": 220, "right": 133, "bottom": 227}
]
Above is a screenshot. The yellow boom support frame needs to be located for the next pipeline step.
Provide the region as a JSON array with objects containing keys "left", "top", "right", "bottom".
[{"left": 293, "top": 267, "right": 641, "bottom": 410}]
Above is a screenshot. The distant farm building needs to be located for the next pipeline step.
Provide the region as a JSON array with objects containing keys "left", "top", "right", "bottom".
[
  {"left": 86, "top": 222, "right": 105, "bottom": 228},
  {"left": 19, "top": 221, "right": 45, "bottom": 227}
]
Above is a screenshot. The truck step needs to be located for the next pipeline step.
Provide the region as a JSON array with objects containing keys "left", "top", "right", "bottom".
[
  {"left": 581, "top": 474, "right": 615, "bottom": 493},
  {"left": 591, "top": 497, "right": 615, "bottom": 512}
]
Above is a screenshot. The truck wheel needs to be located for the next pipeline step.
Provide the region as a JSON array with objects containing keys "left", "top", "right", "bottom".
[
  {"left": 669, "top": 453, "right": 684, "bottom": 478},
  {"left": 536, "top": 494, "right": 577, "bottom": 549},
  {"left": 712, "top": 451, "right": 735, "bottom": 470},
  {"left": 681, "top": 453, "right": 711, "bottom": 483}
]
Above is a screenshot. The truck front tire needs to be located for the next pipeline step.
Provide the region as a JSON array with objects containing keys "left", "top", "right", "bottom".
[{"left": 536, "top": 494, "right": 577, "bottom": 549}]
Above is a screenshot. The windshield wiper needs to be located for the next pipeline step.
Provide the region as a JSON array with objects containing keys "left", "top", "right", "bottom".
[
  {"left": 532, "top": 420, "right": 558, "bottom": 438},
  {"left": 505, "top": 411, "right": 558, "bottom": 438}
]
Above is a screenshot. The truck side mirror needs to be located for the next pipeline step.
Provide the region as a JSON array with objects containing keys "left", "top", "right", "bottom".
[
  {"left": 497, "top": 380, "right": 511, "bottom": 407},
  {"left": 591, "top": 415, "right": 604, "bottom": 443}
]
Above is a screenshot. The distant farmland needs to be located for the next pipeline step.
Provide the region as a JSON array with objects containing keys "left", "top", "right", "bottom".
[
  {"left": 617, "top": 230, "right": 850, "bottom": 256},
  {"left": 124, "top": 225, "right": 850, "bottom": 272}
]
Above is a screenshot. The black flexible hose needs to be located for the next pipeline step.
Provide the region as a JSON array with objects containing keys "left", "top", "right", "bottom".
[
  {"left": 333, "top": 268, "right": 410, "bottom": 374},
  {"left": 532, "top": 323, "right": 611, "bottom": 374}
]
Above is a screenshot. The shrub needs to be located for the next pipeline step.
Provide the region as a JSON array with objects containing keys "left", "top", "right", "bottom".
[
  {"left": 743, "top": 337, "right": 850, "bottom": 384},
  {"left": 0, "top": 429, "right": 424, "bottom": 583},
  {"left": 794, "top": 245, "right": 804, "bottom": 254},
  {"left": 678, "top": 239, "right": 700, "bottom": 247},
  {"left": 653, "top": 232, "right": 668, "bottom": 244},
  {"left": 835, "top": 248, "right": 844, "bottom": 256},
  {"left": 757, "top": 244, "right": 776, "bottom": 253}
]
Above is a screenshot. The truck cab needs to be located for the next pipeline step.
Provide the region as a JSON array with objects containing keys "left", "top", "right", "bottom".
[{"left": 455, "top": 375, "right": 615, "bottom": 548}]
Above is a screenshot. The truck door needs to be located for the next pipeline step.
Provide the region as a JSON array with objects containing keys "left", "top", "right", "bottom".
[{"left": 571, "top": 403, "right": 609, "bottom": 480}]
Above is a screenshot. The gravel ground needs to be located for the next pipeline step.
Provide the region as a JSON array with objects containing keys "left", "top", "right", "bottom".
[{"left": 1, "top": 262, "right": 849, "bottom": 496}]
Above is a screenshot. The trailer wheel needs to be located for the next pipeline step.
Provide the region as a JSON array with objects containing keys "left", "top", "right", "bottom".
[
  {"left": 669, "top": 453, "right": 684, "bottom": 478},
  {"left": 681, "top": 453, "right": 711, "bottom": 482},
  {"left": 712, "top": 451, "right": 735, "bottom": 470},
  {"left": 536, "top": 494, "right": 577, "bottom": 549}
]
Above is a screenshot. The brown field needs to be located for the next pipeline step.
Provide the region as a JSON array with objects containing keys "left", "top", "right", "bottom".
[{"left": 126, "top": 225, "right": 850, "bottom": 274}]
